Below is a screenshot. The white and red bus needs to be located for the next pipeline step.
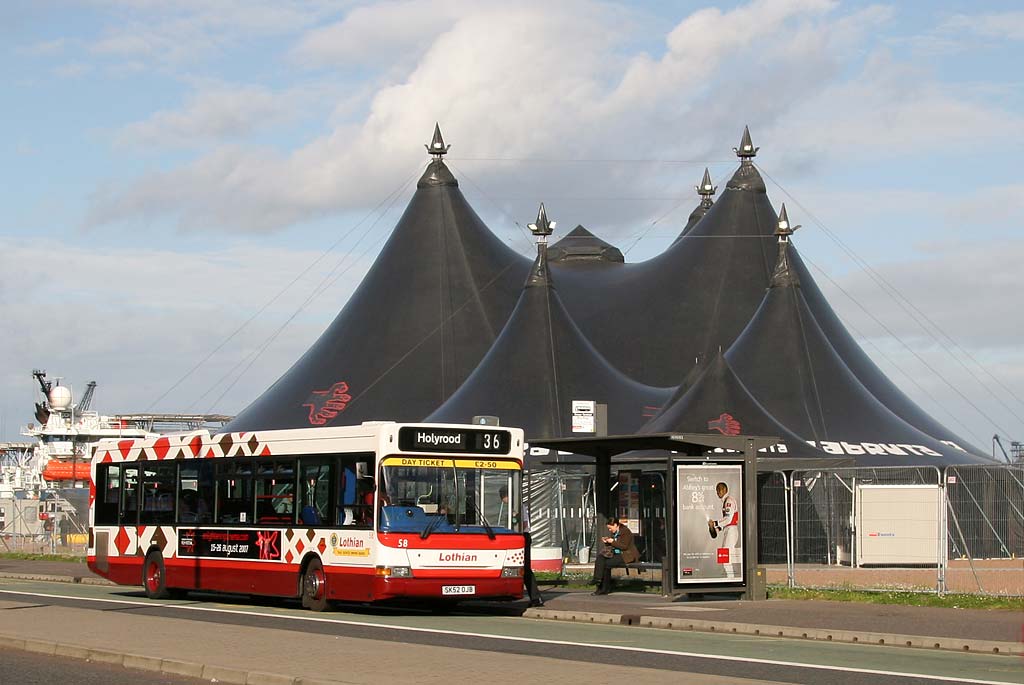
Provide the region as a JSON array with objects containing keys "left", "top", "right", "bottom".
[{"left": 87, "top": 422, "right": 526, "bottom": 610}]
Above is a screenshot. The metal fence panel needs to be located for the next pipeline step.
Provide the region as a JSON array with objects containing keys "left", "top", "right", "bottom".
[
  {"left": 943, "top": 464, "right": 1024, "bottom": 595},
  {"left": 757, "top": 471, "right": 789, "bottom": 565},
  {"left": 789, "top": 466, "right": 942, "bottom": 593}
]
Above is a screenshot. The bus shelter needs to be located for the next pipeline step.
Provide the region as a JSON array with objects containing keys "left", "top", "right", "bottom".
[{"left": 529, "top": 433, "right": 779, "bottom": 599}]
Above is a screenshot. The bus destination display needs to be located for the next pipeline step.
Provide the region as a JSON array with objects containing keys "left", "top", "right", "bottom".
[{"left": 398, "top": 427, "right": 511, "bottom": 455}]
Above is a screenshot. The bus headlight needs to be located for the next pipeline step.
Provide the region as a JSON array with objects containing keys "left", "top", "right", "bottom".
[
  {"left": 374, "top": 565, "right": 412, "bottom": 578},
  {"left": 501, "top": 566, "right": 524, "bottom": 578}
]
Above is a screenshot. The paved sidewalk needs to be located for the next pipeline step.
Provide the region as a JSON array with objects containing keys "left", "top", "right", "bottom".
[
  {"left": 527, "top": 586, "right": 1023, "bottom": 654},
  {"left": 1, "top": 558, "right": 1021, "bottom": 655}
]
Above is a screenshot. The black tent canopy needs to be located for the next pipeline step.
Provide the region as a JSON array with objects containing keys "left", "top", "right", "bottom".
[
  {"left": 228, "top": 125, "right": 990, "bottom": 466},
  {"left": 552, "top": 140, "right": 780, "bottom": 388},
  {"left": 641, "top": 349, "right": 830, "bottom": 461},
  {"left": 427, "top": 213, "right": 671, "bottom": 438},
  {"left": 227, "top": 126, "right": 530, "bottom": 431},
  {"left": 724, "top": 230, "right": 985, "bottom": 465}
]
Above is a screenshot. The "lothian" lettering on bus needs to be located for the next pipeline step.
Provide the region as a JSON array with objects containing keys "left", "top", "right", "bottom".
[{"left": 438, "top": 552, "right": 477, "bottom": 562}]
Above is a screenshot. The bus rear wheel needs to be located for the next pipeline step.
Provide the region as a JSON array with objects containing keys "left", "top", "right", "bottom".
[
  {"left": 301, "top": 558, "right": 329, "bottom": 612},
  {"left": 143, "top": 551, "right": 170, "bottom": 600}
]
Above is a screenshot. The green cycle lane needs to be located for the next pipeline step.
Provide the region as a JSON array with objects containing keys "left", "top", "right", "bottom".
[{"left": 1, "top": 577, "right": 1020, "bottom": 685}]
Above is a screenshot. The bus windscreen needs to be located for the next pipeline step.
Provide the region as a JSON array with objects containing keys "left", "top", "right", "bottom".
[{"left": 378, "top": 457, "right": 521, "bottom": 536}]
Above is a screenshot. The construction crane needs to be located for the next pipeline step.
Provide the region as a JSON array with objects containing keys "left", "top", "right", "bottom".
[
  {"left": 991, "top": 434, "right": 1020, "bottom": 464},
  {"left": 75, "top": 381, "right": 97, "bottom": 413}
]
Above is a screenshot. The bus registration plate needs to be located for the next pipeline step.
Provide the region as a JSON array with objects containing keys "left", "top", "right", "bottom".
[{"left": 442, "top": 585, "right": 475, "bottom": 596}]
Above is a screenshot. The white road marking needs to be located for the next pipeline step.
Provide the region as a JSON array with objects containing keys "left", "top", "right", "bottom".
[{"left": 0, "top": 588, "right": 1018, "bottom": 685}]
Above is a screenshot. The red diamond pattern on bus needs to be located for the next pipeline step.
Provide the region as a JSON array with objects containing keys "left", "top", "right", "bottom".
[
  {"left": 317, "top": 538, "right": 326, "bottom": 555},
  {"left": 114, "top": 527, "right": 131, "bottom": 555},
  {"left": 285, "top": 550, "right": 294, "bottom": 564},
  {"left": 260, "top": 445, "right": 271, "bottom": 456},
  {"left": 295, "top": 539, "right": 305, "bottom": 554},
  {"left": 118, "top": 440, "right": 134, "bottom": 459},
  {"left": 153, "top": 437, "right": 170, "bottom": 460},
  {"left": 189, "top": 435, "right": 202, "bottom": 457},
  {"left": 100, "top": 451, "right": 112, "bottom": 463}
]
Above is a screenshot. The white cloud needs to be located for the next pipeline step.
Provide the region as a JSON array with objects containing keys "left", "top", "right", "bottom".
[
  {"left": 941, "top": 11, "right": 1024, "bottom": 41},
  {"left": 84, "top": 0, "right": 1024, "bottom": 239},
  {"left": 52, "top": 61, "right": 93, "bottom": 78},
  {"left": 0, "top": 237, "right": 373, "bottom": 427},
  {"left": 21, "top": 37, "right": 67, "bottom": 56},
  {"left": 87, "top": 0, "right": 343, "bottom": 65},
  {"left": 292, "top": 0, "right": 472, "bottom": 69},
  {"left": 116, "top": 84, "right": 299, "bottom": 149},
  {"left": 91, "top": 0, "right": 861, "bottom": 233},
  {"left": 818, "top": 239, "right": 1024, "bottom": 350}
]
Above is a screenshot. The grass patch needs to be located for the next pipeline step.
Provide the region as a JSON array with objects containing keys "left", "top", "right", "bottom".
[
  {"left": 767, "top": 585, "right": 1023, "bottom": 611},
  {"left": 0, "top": 552, "right": 86, "bottom": 563}
]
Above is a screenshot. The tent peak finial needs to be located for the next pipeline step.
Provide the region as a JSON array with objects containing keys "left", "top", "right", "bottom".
[
  {"left": 733, "top": 125, "right": 759, "bottom": 161},
  {"left": 696, "top": 167, "right": 717, "bottom": 208},
  {"left": 775, "top": 203, "right": 801, "bottom": 243},
  {"left": 528, "top": 202, "right": 555, "bottom": 245},
  {"left": 425, "top": 122, "right": 451, "bottom": 158},
  {"left": 770, "top": 204, "right": 801, "bottom": 289}
]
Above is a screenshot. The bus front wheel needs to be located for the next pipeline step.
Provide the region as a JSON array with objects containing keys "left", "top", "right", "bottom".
[
  {"left": 143, "top": 551, "right": 170, "bottom": 600},
  {"left": 302, "top": 558, "right": 329, "bottom": 612}
]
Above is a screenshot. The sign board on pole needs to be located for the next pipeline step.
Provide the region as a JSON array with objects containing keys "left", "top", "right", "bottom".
[{"left": 571, "top": 400, "right": 595, "bottom": 433}]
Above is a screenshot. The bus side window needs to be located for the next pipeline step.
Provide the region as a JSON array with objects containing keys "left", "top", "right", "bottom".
[
  {"left": 337, "top": 457, "right": 372, "bottom": 526},
  {"left": 215, "top": 460, "right": 253, "bottom": 524},
  {"left": 120, "top": 466, "right": 140, "bottom": 526},
  {"left": 178, "top": 461, "right": 213, "bottom": 524},
  {"left": 299, "top": 459, "right": 333, "bottom": 526},
  {"left": 95, "top": 464, "right": 121, "bottom": 525},
  {"left": 141, "top": 462, "right": 177, "bottom": 525}
]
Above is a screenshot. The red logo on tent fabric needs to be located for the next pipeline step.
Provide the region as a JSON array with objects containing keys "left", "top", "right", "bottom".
[
  {"left": 303, "top": 381, "right": 352, "bottom": 425},
  {"left": 707, "top": 413, "right": 741, "bottom": 435},
  {"left": 717, "top": 547, "right": 730, "bottom": 564}
]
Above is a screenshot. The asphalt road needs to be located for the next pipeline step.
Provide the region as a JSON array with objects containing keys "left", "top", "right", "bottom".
[{"left": 1, "top": 578, "right": 1021, "bottom": 685}]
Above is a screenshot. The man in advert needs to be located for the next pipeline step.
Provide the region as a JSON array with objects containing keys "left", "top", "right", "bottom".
[{"left": 709, "top": 482, "right": 740, "bottom": 578}]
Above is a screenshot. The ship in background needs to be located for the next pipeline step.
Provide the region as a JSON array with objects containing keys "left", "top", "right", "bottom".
[{"left": 0, "top": 370, "right": 231, "bottom": 547}]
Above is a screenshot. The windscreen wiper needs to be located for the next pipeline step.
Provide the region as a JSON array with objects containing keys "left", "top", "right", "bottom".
[
  {"left": 420, "top": 511, "right": 443, "bottom": 540},
  {"left": 471, "top": 497, "right": 496, "bottom": 540},
  {"left": 422, "top": 459, "right": 457, "bottom": 540}
]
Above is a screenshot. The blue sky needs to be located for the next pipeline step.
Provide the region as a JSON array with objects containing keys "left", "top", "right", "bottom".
[{"left": 1, "top": 0, "right": 1022, "bottom": 455}]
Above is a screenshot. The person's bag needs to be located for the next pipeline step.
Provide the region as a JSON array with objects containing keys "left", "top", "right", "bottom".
[{"left": 601, "top": 544, "right": 614, "bottom": 558}]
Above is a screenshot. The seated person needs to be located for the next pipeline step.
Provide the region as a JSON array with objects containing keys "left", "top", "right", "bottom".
[{"left": 590, "top": 517, "right": 640, "bottom": 595}]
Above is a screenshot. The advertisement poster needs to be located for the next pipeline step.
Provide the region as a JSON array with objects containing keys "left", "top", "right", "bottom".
[
  {"left": 178, "top": 528, "right": 282, "bottom": 561},
  {"left": 675, "top": 464, "right": 743, "bottom": 584}
]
